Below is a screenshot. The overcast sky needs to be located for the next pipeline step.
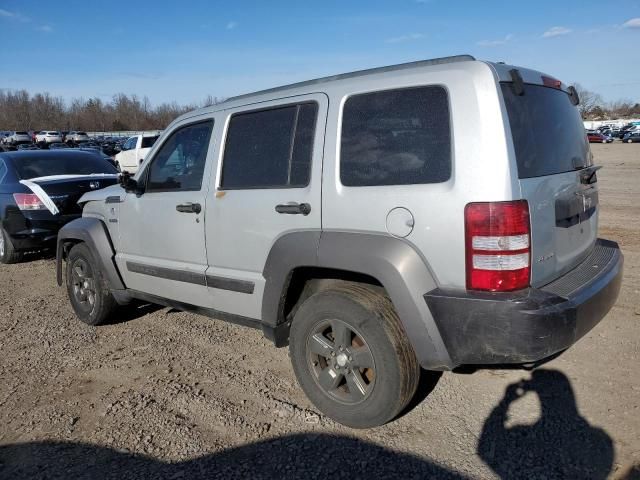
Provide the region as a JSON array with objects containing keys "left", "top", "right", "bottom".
[{"left": 1, "top": 0, "right": 639, "bottom": 105}]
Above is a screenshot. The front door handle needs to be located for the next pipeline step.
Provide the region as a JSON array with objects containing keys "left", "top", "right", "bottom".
[
  {"left": 275, "top": 202, "right": 311, "bottom": 216},
  {"left": 176, "top": 202, "right": 202, "bottom": 214}
]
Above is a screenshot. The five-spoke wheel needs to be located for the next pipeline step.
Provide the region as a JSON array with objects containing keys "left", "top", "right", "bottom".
[
  {"left": 307, "top": 319, "right": 376, "bottom": 405},
  {"left": 290, "top": 283, "right": 420, "bottom": 428}
]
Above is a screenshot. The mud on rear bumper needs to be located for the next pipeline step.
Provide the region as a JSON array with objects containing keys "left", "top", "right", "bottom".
[{"left": 425, "top": 239, "right": 623, "bottom": 366}]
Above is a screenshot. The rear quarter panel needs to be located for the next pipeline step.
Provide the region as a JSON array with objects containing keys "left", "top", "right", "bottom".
[{"left": 321, "top": 60, "right": 519, "bottom": 288}]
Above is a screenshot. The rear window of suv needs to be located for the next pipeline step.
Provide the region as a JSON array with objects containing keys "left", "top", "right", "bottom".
[
  {"left": 501, "top": 83, "right": 590, "bottom": 178},
  {"left": 340, "top": 86, "right": 451, "bottom": 187}
]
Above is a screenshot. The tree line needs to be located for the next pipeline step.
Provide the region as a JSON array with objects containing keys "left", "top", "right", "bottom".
[
  {"left": 572, "top": 84, "right": 640, "bottom": 120},
  {"left": 0, "top": 85, "right": 637, "bottom": 132},
  {"left": 0, "top": 89, "right": 223, "bottom": 132}
]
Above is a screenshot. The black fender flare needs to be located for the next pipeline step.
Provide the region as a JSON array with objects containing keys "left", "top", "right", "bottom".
[
  {"left": 56, "top": 217, "right": 125, "bottom": 291},
  {"left": 261, "top": 230, "right": 453, "bottom": 370}
]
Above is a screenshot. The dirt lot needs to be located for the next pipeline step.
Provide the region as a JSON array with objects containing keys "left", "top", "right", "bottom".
[{"left": 0, "top": 143, "right": 638, "bottom": 479}]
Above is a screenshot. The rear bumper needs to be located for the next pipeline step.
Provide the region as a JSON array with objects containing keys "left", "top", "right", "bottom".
[
  {"left": 425, "top": 239, "right": 623, "bottom": 366},
  {"left": 4, "top": 211, "right": 81, "bottom": 250}
]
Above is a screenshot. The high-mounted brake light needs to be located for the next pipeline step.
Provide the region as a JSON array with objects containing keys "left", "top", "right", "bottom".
[
  {"left": 465, "top": 201, "right": 531, "bottom": 292},
  {"left": 13, "top": 193, "right": 46, "bottom": 211},
  {"left": 542, "top": 76, "right": 562, "bottom": 89}
]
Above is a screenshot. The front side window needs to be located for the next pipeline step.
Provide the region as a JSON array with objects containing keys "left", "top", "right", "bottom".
[
  {"left": 340, "top": 86, "right": 451, "bottom": 186},
  {"left": 124, "top": 137, "right": 136, "bottom": 150},
  {"left": 220, "top": 102, "right": 318, "bottom": 189},
  {"left": 146, "top": 120, "right": 214, "bottom": 192}
]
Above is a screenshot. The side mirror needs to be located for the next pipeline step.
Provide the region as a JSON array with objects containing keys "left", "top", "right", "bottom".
[{"left": 118, "top": 171, "right": 143, "bottom": 195}]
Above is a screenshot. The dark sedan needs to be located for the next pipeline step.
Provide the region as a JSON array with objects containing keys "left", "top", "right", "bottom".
[
  {"left": 623, "top": 131, "right": 640, "bottom": 143},
  {"left": 0, "top": 150, "right": 118, "bottom": 263}
]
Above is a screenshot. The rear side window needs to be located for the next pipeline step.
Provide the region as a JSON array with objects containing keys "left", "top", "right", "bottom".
[
  {"left": 501, "top": 83, "right": 590, "bottom": 178},
  {"left": 340, "top": 86, "right": 451, "bottom": 186},
  {"left": 141, "top": 136, "right": 159, "bottom": 148},
  {"left": 220, "top": 102, "right": 318, "bottom": 189}
]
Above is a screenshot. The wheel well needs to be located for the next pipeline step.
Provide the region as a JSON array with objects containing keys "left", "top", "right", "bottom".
[
  {"left": 60, "top": 238, "right": 84, "bottom": 261},
  {"left": 281, "top": 267, "right": 384, "bottom": 325}
]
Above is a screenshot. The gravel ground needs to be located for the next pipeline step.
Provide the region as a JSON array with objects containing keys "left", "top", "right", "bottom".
[{"left": 0, "top": 143, "right": 638, "bottom": 479}]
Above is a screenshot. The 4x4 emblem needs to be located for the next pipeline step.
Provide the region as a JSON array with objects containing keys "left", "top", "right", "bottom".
[{"left": 89, "top": 181, "right": 100, "bottom": 189}]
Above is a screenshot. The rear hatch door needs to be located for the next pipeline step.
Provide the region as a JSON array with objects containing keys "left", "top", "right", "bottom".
[{"left": 501, "top": 80, "right": 598, "bottom": 287}]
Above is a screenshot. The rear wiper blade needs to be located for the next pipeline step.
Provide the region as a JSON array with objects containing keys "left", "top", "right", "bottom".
[{"left": 579, "top": 165, "right": 602, "bottom": 184}]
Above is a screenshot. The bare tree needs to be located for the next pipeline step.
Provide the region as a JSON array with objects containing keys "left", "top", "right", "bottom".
[{"left": 571, "top": 83, "right": 604, "bottom": 119}]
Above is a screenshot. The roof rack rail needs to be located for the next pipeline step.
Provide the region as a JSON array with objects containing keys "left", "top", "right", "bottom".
[{"left": 225, "top": 54, "right": 476, "bottom": 103}]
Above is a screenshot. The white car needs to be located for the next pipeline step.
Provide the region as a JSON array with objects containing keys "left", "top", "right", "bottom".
[
  {"left": 66, "top": 131, "right": 90, "bottom": 145},
  {"left": 114, "top": 134, "right": 160, "bottom": 173},
  {"left": 35, "top": 131, "right": 63, "bottom": 144},
  {"left": 3, "top": 131, "right": 32, "bottom": 146}
]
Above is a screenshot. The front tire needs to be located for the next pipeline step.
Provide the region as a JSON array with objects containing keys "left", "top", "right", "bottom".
[
  {"left": 0, "top": 227, "right": 24, "bottom": 264},
  {"left": 66, "top": 243, "right": 117, "bottom": 325},
  {"left": 627, "top": 138, "right": 633, "bottom": 143},
  {"left": 289, "top": 283, "right": 420, "bottom": 428}
]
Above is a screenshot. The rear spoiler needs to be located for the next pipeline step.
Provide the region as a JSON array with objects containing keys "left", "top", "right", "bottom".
[{"left": 508, "top": 68, "right": 580, "bottom": 105}]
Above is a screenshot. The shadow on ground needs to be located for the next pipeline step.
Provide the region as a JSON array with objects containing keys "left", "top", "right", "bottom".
[
  {"left": 0, "top": 433, "right": 467, "bottom": 480},
  {"left": 477, "top": 368, "right": 614, "bottom": 479},
  {"left": 0, "top": 369, "right": 618, "bottom": 479},
  {"left": 101, "top": 301, "right": 164, "bottom": 326}
]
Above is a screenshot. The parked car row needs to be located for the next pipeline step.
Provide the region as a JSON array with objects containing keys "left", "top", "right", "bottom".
[
  {"left": 586, "top": 127, "right": 640, "bottom": 143},
  {"left": 594, "top": 123, "right": 640, "bottom": 141},
  {"left": 0, "top": 132, "right": 135, "bottom": 157}
]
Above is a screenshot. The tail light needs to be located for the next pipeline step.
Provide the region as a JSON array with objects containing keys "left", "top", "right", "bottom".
[
  {"left": 13, "top": 193, "right": 46, "bottom": 210},
  {"left": 465, "top": 200, "right": 530, "bottom": 292}
]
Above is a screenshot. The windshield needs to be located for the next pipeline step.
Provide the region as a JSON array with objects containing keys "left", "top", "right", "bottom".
[
  {"left": 501, "top": 83, "right": 590, "bottom": 178},
  {"left": 12, "top": 153, "right": 117, "bottom": 179}
]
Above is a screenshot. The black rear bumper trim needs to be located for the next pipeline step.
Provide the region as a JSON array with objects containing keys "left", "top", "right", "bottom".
[{"left": 425, "top": 239, "right": 623, "bottom": 366}]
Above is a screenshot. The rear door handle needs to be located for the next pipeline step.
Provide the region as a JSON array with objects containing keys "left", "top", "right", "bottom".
[
  {"left": 275, "top": 202, "right": 311, "bottom": 215},
  {"left": 176, "top": 202, "right": 202, "bottom": 214}
]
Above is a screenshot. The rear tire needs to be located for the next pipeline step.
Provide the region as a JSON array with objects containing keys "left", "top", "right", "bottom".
[
  {"left": 289, "top": 283, "right": 420, "bottom": 428},
  {"left": 627, "top": 139, "right": 633, "bottom": 143},
  {"left": 66, "top": 243, "right": 117, "bottom": 325},
  {"left": 0, "top": 227, "right": 24, "bottom": 264}
]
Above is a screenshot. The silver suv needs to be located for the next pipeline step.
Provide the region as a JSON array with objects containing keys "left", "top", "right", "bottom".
[{"left": 56, "top": 55, "right": 623, "bottom": 428}]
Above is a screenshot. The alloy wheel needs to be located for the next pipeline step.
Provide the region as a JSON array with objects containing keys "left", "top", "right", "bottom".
[
  {"left": 71, "top": 258, "right": 96, "bottom": 312},
  {"left": 306, "top": 319, "right": 376, "bottom": 405}
]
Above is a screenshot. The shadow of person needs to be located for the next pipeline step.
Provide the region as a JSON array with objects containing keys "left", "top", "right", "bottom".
[
  {"left": 478, "top": 368, "right": 614, "bottom": 480},
  {"left": 0, "top": 433, "right": 468, "bottom": 480}
]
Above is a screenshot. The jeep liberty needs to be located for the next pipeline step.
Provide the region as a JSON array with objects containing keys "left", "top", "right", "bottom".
[{"left": 57, "top": 55, "right": 623, "bottom": 428}]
